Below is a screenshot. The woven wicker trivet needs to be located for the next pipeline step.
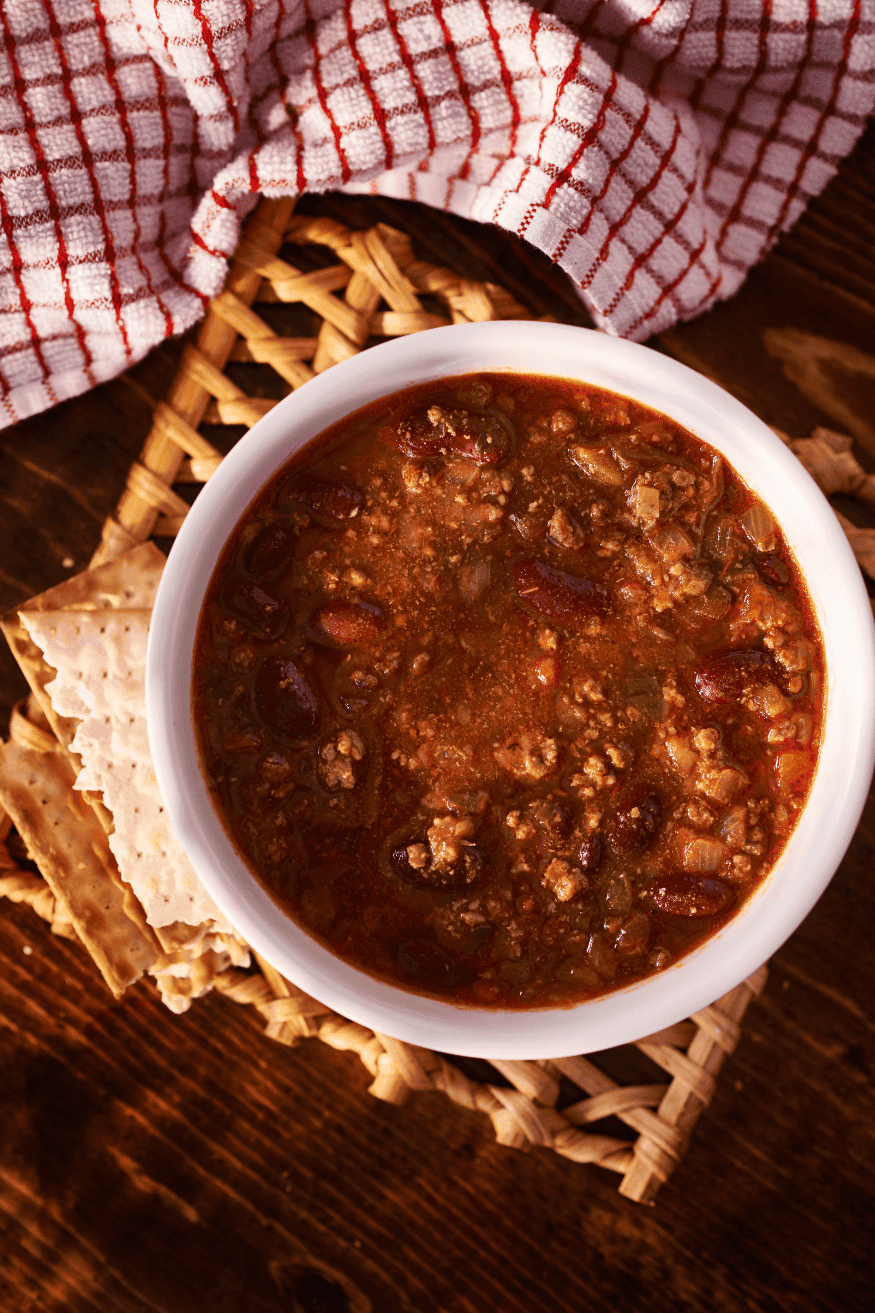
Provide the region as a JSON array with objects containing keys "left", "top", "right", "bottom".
[{"left": 0, "top": 196, "right": 770, "bottom": 1205}]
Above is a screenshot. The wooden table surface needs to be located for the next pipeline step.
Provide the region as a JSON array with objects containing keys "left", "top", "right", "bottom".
[{"left": 1, "top": 125, "right": 874, "bottom": 1313}]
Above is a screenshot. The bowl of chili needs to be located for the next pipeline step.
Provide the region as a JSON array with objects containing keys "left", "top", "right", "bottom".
[{"left": 147, "top": 322, "right": 875, "bottom": 1059}]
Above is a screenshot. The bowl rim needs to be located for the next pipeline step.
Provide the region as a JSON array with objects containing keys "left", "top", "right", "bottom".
[{"left": 146, "top": 321, "right": 875, "bottom": 1059}]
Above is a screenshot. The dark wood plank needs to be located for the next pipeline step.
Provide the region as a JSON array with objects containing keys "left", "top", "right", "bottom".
[{"left": 1, "top": 123, "right": 874, "bottom": 1313}]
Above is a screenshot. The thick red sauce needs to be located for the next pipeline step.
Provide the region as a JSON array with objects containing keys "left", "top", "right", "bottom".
[{"left": 193, "top": 373, "right": 824, "bottom": 1008}]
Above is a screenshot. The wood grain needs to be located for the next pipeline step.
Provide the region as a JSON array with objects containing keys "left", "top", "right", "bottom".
[{"left": 1, "top": 124, "right": 874, "bottom": 1313}]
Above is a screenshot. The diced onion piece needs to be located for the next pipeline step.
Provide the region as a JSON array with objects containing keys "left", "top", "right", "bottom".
[
  {"left": 681, "top": 836, "right": 727, "bottom": 873},
  {"left": 444, "top": 458, "right": 481, "bottom": 487},
  {"left": 400, "top": 519, "right": 428, "bottom": 552},
  {"left": 222, "top": 732, "right": 262, "bottom": 753},
  {"left": 570, "top": 445, "right": 624, "bottom": 487},
  {"left": 630, "top": 481, "right": 661, "bottom": 525},
  {"left": 747, "top": 682, "right": 790, "bottom": 719},
  {"left": 459, "top": 557, "right": 492, "bottom": 602},
  {"left": 739, "top": 503, "right": 775, "bottom": 548},
  {"left": 773, "top": 749, "right": 809, "bottom": 795},
  {"left": 794, "top": 712, "right": 813, "bottom": 746},
  {"left": 666, "top": 736, "right": 696, "bottom": 774},
  {"left": 704, "top": 516, "right": 735, "bottom": 564},
  {"left": 775, "top": 639, "right": 813, "bottom": 674},
  {"left": 696, "top": 765, "right": 746, "bottom": 804},
  {"left": 651, "top": 523, "right": 693, "bottom": 562},
  {"left": 633, "top": 420, "right": 673, "bottom": 441},
  {"left": 718, "top": 806, "right": 747, "bottom": 848},
  {"left": 687, "top": 585, "right": 732, "bottom": 622}
]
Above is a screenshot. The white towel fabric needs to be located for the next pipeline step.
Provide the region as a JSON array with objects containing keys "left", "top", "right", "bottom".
[{"left": 0, "top": 0, "right": 872, "bottom": 428}]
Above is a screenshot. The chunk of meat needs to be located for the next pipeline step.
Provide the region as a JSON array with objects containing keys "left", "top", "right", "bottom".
[
  {"left": 427, "top": 814, "right": 476, "bottom": 871},
  {"left": 546, "top": 508, "right": 584, "bottom": 550},
  {"left": 542, "top": 858, "right": 589, "bottom": 902},
  {"left": 494, "top": 735, "right": 558, "bottom": 780},
  {"left": 318, "top": 730, "right": 365, "bottom": 790},
  {"left": 390, "top": 818, "right": 482, "bottom": 890}
]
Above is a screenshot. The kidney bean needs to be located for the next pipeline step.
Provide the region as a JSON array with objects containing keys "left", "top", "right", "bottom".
[
  {"left": 607, "top": 786, "right": 662, "bottom": 855},
  {"left": 649, "top": 874, "right": 735, "bottom": 918},
  {"left": 554, "top": 957, "right": 601, "bottom": 988},
  {"left": 390, "top": 841, "right": 483, "bottom": 891},
  {"left": 237, "top": 774, "right": 272, "bottom": 816},
  {"left": 396, "top": 404, "right": 514, "bottom": 465},
  {"left": 578, "top": 834, "right": 603, "bottom": 872},
  {"left": 755, "top": 553, "right": 790, "bottom": 588},
  {"left": 529, "top": 798, "right": 572, "bottom": 838},
  {"left": 311, "top": 600, "right": 386, "bottom": 647},
  {"left": 287, "top": 476, "right": 363, "bottom": 527},
  {"left": 513, "top": 559, "right": 609, "bottom": 624},
  {"left": 615, "top": 912, "right": 651, "bottom": 953},
  {"left": 222, "top": 577, "right": 288, "bottom": 638},
  {"left": 601, "top": 873, "right": 632, "bottom": 918},
  {"left": 254, "top": 654, "right": 320, "bottom": 739},
  {"left": 245, "top": 522, "right": 295, "bottom": 578},
  {"left": 586, "top": 931, "right": 617, "bottom": 980},
  {"left": 694, "top": 649, "right": 782, "bottom": 703}
]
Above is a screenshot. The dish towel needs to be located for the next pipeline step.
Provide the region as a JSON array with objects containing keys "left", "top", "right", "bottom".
[{"left": 1, "top": 0, "right": 872, "bottom": 428}]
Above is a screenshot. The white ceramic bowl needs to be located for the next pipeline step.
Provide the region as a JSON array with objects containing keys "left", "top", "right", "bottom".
[{"left": 147, "top": 322, "right": 875, "bottom": 1059}]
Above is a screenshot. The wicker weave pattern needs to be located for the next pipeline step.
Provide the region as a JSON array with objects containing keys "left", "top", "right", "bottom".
[
  {"left": 0, "top": 805, "right": 766, "bottom": 1202},
  {"left": 1, "top": 198, "right": 768, "bottom": 1204},
  {"left": 90, "top": 198, "right": 544, "bottom": 559}
]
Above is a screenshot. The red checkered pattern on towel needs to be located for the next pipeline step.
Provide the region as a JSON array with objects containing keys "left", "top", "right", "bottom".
[{"left": 0, "top": 0, "right": 872, "bottom": 427}]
